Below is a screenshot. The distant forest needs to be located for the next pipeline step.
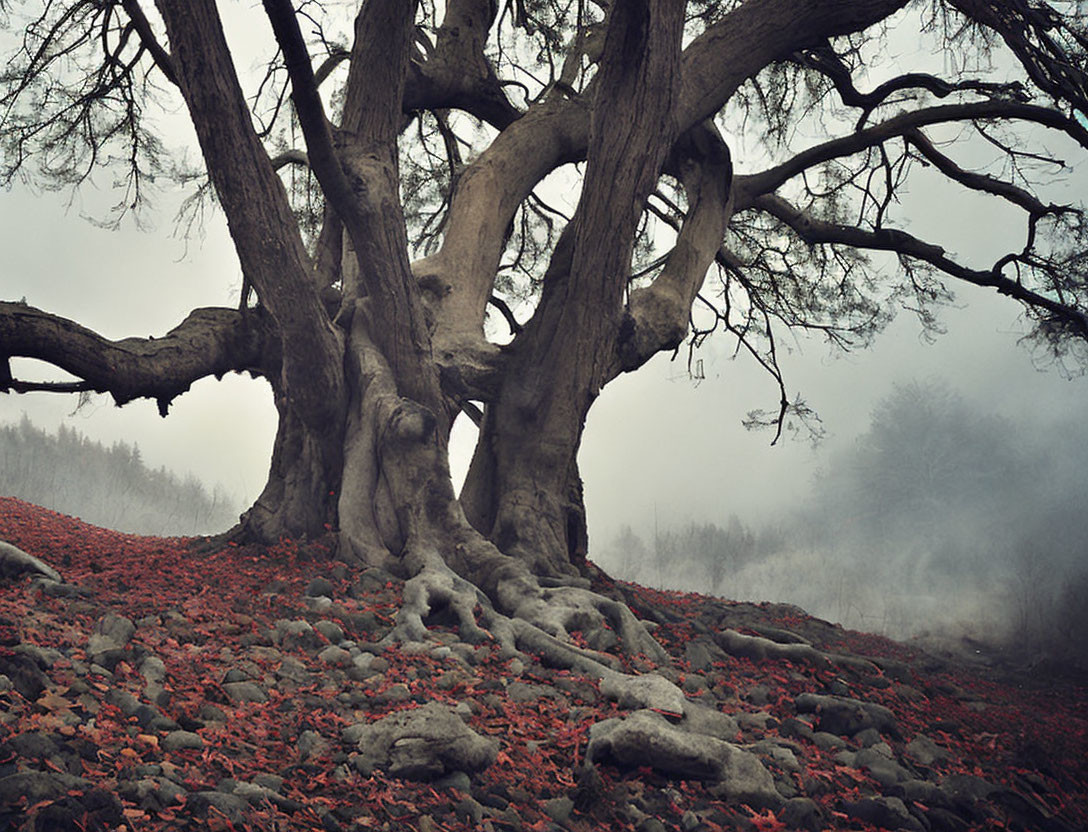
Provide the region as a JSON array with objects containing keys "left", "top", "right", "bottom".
[
  {"left": 0, "top": 416, "right": 239, "bottom": 536},
  {"left": 598, "top": 381, "right": 1088, "bottom": 667}
]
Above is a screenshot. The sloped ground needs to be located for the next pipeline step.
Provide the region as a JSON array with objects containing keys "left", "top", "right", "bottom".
[{"left": 0, "top": 496, "right": 1085, "bottom": 832}]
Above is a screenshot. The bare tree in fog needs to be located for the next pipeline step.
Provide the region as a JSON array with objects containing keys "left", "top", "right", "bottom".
[{"left": 3, "top": 0, "right": 1088, "bottom": 654}]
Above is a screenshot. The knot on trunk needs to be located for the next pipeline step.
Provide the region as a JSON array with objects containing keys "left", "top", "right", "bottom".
[{"left": 385, "top": 400, "right": 437, "bottom": 446}]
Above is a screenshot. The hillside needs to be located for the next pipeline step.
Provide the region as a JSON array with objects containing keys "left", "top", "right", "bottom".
[{"left": 0, "top": 497, "right": 1085, "bottom": 832}]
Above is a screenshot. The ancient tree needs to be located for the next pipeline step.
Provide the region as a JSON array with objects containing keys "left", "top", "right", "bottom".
[{"left": 3, "top": 0, "right": 1088, "bottom": 659}]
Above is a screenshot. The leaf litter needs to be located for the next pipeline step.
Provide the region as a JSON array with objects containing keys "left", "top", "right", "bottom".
[{"left": 0, "top": 496, "right": 1085, "bottom": 831}]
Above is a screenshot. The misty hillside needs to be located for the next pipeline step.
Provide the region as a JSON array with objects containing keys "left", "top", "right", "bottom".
[
  {"left": 597, "top": 381, "right": 1088, "bottom": 669},
  {"left": 0, "top": 416, "right": 239, "bottom": 536},
  {"left": 1, "top": 498, "right": 1086, "bottom": 831}
]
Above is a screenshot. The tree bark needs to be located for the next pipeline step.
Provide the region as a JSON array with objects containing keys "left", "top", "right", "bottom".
[{"left": 461, "top": 0, "right": 687, "bottom": 575}]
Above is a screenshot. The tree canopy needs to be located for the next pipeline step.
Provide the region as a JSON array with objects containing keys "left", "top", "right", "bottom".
[{"left": 3, "top": 0, "right": 1088, "bottom": 668}]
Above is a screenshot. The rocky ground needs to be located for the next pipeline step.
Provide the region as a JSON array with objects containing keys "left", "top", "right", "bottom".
[{"left": 0, "top": 496, "right": 1085, "bottom": 831}]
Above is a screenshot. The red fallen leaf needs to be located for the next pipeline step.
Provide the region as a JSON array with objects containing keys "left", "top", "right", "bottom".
[{"left": 748, "top": 809, "right": 787, "bottom": 831}]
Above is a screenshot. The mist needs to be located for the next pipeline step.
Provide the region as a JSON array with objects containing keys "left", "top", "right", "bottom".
[{"left": 590, "top": 372, "right": 1088, "bottom": 666}]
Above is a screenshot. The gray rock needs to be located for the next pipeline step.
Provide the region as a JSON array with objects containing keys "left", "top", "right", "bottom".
[
  {"left": 544, "top": 796, "right": 574, "bottom": 824},
  {"left": 136, "top": 705, "right": 179, "bottom": 732},
  {"left": 275, "top": 656, "right": 310, "bottom": 682},
  {"left": 781, "top": 797, "right": 824, "bottom": 832},
  {"left": 232, "top": 781, "right": 302, "bottom": 812},
  {"left": 843, "top": 796, "right": 924, "bottom": 831},
  {"left": 162, "top": 731, "right": 204, "bottom": 751},
  {"left": 900, "top": 779, "right": 953, "bottom": 810},
  {"left": 305, "top": 576, "right": 335, "bottom": 598},
  {"left": 139, "top": 655, "right": 167, "bottom": 684},
  {"left": 682, "top": 703, "right": 740, "bottom": 741},
  {"left": 13, "top": 643, "right": 65, "bottom": 669},
  {"left": 187, "top": 791, "right": 250, "bottom": 823},
  {"left": 318, "top": 645, "right": 352, "bottom": 667},
  {"left": 348, "top": 702, "right": 499, "bottom": 780},
  {"left": 507, "top": 681, "right": 559, "bottom": 702},
  {"left": 600, "top": 671, "right": 686, "bottom": 714},
  {"left": 752, "top": 741, "right": 801, "bottom": 773},
  {"left": 91, "top": 613, "right": 136, "bottom": 649},
  {"left": 118, "top": 777, "right": 188, "bottom": 811},
  {"left": 253, "top": 773, "right": 284, "bottom": 792},
  {"left": 313, "top": 620, "right": 344, "bottom": 643},
  {"left": 588, "top": 710, "right": 781, "bottom": 808},
  {"left": 939, "top": 773, "right": 998, "bottom": 805},
  {"left": 10, "top": 732, "right": 60, "bottom": 759},
  {"left": 854, "top": 745, "right": 912, "bottom": 787},
  {"left": 273, "top": 619, "right": 325, "bottom": 651},
  {"left": 375, "top": 683, "right": 411, "bottom": 704},
  {"left": 0, "top": 539, "right": 62, "bottom": 582},
  {"left": 684, "top": 637, "right": 725, "bottom": 673},
  {"left": 87, "top": 614, "right": 136, "bottom": 670},
  {"left": 812, "top": 731, "right": 846, "bottom": 751},
  {"left": 223, "top": 681, "right": 268, "bottom": 704},
  {"left": 304, "top": 595, "right": 332, "bottom": 612},
  {"left": 435, "top": 771, "right": 472, "bottom": 792},
  {"left": 106, "top": 688, "right": 142, "bottom": 717},
  {"left": 298, "top": 729, "right": 329, "bottom": 759},
  {"left": 10, "top": 783, "right": 122, "bottom": 830},
  {"left": 32, "top": 578, "right": 89, "bottom": 598},
  {"left": 199, "top": 703, "right": 228, "bottom": 723},
  {"left": 454, "top": 795, "right": 485, "bottom": 824},
  {"left": 794, "top": 692, "right": 901, "bottom": 739},
  {"left": 906, "top": 733, "right": 950, "bottom": 766},
  {"left": 0, "top": 771, "right": 89, "bottom": 806}
]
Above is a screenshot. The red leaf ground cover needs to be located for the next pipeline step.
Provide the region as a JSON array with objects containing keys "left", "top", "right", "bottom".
[{"left": 0, "top": 496, "right": 1085, "bottom": 831}]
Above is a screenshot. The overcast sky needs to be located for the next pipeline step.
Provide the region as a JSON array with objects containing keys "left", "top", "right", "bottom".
[{"left": 4, "top": 5, "right": 1088, "bottom": 549}]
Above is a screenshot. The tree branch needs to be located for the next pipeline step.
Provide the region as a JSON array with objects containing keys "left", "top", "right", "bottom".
[
  {"left": 270, "top": 148, "right": 309, "bottom": 170},
  {"left": 618, "top": 122, "right": 735, "bottom": 374},
  {"left": 0, "top": 303, "right": 269, "bottom": 415},
  {"left": 120, "top": 0, "right": 179, "bottom": 87},
  {"left": 796, "top": 39, "right": 1027, "bottom": 127},
  {"left": 157, "top": 0, "right": 346, "bottom": 430},
  {"left": 753, "top": 193, "right": 1088, "bottom": 339},
  {"left": 261, "top": 0, "right": 359, "bottom": 221},
  {"left": 949, "top": 0, "right": 1088, "bottom": 116},
  {"left": 406, "top": 0, "right": 521, "bottom": 130},
  {"left": 903, "top": 128, "right": 1069, "bottom": 218},
  {"left": 736, "top": 101, "right": 1088, "bottom": 206}
]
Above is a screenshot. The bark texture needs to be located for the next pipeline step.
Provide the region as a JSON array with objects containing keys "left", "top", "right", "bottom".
[{"left": 5, "top": 0, "right": 1088, "bottom": 656}]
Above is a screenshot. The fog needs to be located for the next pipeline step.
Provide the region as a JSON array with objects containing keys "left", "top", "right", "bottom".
[
  {"left": 3, "top": 5, "right": 1088, "bottom": 657},
  {"left": 6, "top": 177, "right": 1088, "bottom": 656},
  {"left": 588, "top": 356, "right": 1088, "bottom": 663}
]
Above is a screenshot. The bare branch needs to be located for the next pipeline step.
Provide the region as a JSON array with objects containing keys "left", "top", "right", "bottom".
[
  {"left": 796, "top": 39, "right": 1027, "bottom": 127},
  {"left": 270, "top": 148, "right": 310, "bottom": 171},
  {"left": 488, "top": 295, "right": 523, "bottom": 335},
  {"left": 949, "top": 0, "right": 1088, "bottom": 116},
  {"left": 903, "top": 128, "right": 1069, "bottom": 218},
  {"left": 261, "top": 0, "right": 358, "bottom": 219},
  {"left": 736, "top": 100, "right": 1088, "bottom": 205},
  {"left": 754, "top": 193, "right": 1088, "bottom": 340},
  {"left": 120, "top": 0, "right": 178, "bottom": 86},
  {"left": 0, "top": 303, "right": 268, "bottom": 415}
]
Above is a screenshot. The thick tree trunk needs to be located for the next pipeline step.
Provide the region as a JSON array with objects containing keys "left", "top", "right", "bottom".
[
  {"left": 461, "top": 0, "right": 686, "bottom": 575},
  {"left": 239, "top": 382, "right": 344, "bottom": 544}
]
